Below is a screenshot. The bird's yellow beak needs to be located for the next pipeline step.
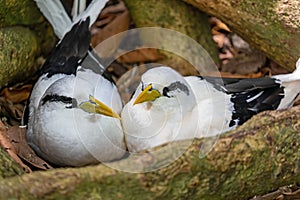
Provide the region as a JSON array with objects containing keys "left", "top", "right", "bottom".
[
  {"left": 133, "top": 84, "right": 161, "bottom": 105},
  {"left": 79, "top": 95, "right": 121, "bottom": 120}
]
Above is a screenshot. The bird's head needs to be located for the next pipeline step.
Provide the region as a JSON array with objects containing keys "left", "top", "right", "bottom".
[
  {"left": 121, "top": 67, "right": 198, "bottom": 147},
  {"left": 132, "top": 67, "right": 195, "bottom": 111}
]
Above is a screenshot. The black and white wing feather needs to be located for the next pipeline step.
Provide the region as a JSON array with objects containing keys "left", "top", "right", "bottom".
[
  {"left": 40, "top": 18, "right": 91, "bottom": 78},
  {"left": 192, "top": 59, "right": 300, "bottom": 128},
  {"left": 203, "top": 76, "right": 285, "bottom": 127}
]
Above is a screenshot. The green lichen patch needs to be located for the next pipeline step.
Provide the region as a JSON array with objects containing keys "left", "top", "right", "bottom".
[
  {"left": 0, "top": 0, "right": 43, "bottom": 27},
  {"left": 0, "top": 147, "right": 24, "bottom": 179},
  {"left": 123, "top": 0, "right": 220, "bottom": 74},
  {"left": 0, "top": 26, "right": 40, "bottom": 88}
]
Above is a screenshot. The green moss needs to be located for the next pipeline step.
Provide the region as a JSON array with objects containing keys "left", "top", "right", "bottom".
[
  {"left": 45, "top": 172, "right": 152, "bottom": 200},
  {"left": 1, "top": 108, "right": 300, "bottom": 199},
  {"left": 123, "top": 0, "right": 219, "bottom": 74},
  {"left": 0, "top": 147, "right": 24, "bottom": 179},
  {"left": 223, "top": 0, "right": 300, "bottom": 70},
  {"left": 0, "top": 26, "right": 40, "bottom": 88},
  {"left": 0, "top": 0, "right": 43, "bottom": 27},
  {"left": 183, "top": 0, "right": 300, "bottom": 70},
  {"left": 183, "top": 113, "right": 300, "bottom": 199}
]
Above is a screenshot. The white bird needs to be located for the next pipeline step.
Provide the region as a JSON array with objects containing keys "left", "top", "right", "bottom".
[
  {"left": 23, "top": 1, "right": 126, "bottom": 166},
  {"left": 121, "top": 59, "right": 300, "bottom": 152}
]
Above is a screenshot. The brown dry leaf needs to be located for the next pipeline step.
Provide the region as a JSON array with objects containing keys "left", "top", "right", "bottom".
[
  {"left": 117, "top": 48, "right": 165, "bottom": 64},
  {"left": 0, "top": 84, "right": 32, "bottom": 104},
  {"left": 91, "top": 0, "right": 130, "bottom": 58},
  {"left": 212, "top": 32, "right": 235, "bottom": 63},
  {"left": 0, "top": 97, "right": 24, "bottom": 126},
  {"left": 219, "top": 48, "right": 234, "bottom": 61},
  {"left": 281, "top": 188, "right": 300, "bottom": 199},
  {"left": 221, "top": 52, "right": 266, "bottom": 75},
  {"left": 266, "top": 61, "right": 290, "bottom": 75},
  {"left": 7, "top": 126, "right": 53, "bottom": 170},
  {"left": 106, "top": 61, "right": 128, "bottom": 78},
  {"left": 213, "top": 34, "right": 226, "bottom": 48},
  {"left": 231, "top": 34, "right": 251, "bottom": 52},
  {"left": 250, "top": 185, "right": 300, "bottom": 200},
  {"left": 210, "top": 17, "right": 231, "bottom": 35},
  {"left": 0, "top": 121, "right": 32, "bottom": 173},
  {"left": 294, "top": 95, "right": 300, "bottom": 106},
  {"left": 220, "top": 33, "right": 267, "bottom": 75}
]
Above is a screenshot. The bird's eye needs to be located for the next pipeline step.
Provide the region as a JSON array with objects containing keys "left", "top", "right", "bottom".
[
  {"left": 162, "top": 87, "right": 171, "bottom": 98},
  {"left": 148, "top": 85, "right": 153, "bottom": 91}
]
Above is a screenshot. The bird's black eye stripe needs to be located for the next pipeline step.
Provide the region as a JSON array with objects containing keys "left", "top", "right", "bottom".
[
  {"left": 165, "top": 81, "right": 190, "bottom": 96},
  {"left": 41, "top": 94, "right": 78, "bottom": 108},
  {"left": 141, "top": 81, "right": 145, "bottom": 91},
  {"left": 162, "top": 87, "right": 171, "bottom": 97}
]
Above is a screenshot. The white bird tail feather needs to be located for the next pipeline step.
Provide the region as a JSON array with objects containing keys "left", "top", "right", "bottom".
[
  {"left": 34, "top": 0, "right": 72, "bottom": 39},
  {"left": 34, "top": 0, "right": 108, "bottom": 39},
  {"left": 72, "top": 0, "right": 108, "bottom": 29},
  {"left": 71, "top": 0, "right": 87, "bottom": 20},
  {"left": 273, "top": 58, "right": 300, "bottom": 82},
  {"left": 294, "top": 58, "right": 300, "bottom": 77},
  {"left": 274, "top": 58, "right": 300, "bottom": 109}
]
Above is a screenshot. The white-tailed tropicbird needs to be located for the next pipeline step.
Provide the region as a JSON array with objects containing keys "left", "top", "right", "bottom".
[
  {"left": 121, "top": 59, "right": 300, "bottom": 152},
  {"left": 23, "top": 0, "right": 126, "bottom": 166}
]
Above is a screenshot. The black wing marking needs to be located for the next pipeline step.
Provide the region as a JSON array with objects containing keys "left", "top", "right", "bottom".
[
  {"left": 203, "top": 76, "right": 281, "bottom": 93},
  {"left": 229, "top": 86, "right": 284, "bottom": 127},
  {"left": 40, "top": 17, "right": 91, "bottom": 78},
  {"left": 22, "top": 18, "right": 91, "bottom": 126},
  {"left": 201, "top": 76, "right": 284, "bottom": 127}
]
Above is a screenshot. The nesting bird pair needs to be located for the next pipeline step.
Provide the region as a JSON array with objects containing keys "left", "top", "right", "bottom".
[{"left": 24, "top": 0, "right": 300, "bottom": 166}]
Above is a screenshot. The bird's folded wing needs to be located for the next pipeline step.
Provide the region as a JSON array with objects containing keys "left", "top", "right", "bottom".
[
  {"left": 40, "top": 19, "right": 91, "bottom": 77},
  {"left": 203, "top": 76, "right": 281, "bottom": 93},
  {"left": 190, "top": 76, "right": 284, "bottom": 127}
]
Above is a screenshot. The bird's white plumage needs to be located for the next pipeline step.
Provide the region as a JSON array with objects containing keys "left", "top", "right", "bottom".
[
  {"left": 122, "top": 60, "right": 300, "bottom": 152},
  {"left": 28, "top": 69, "right": 125, "bottom": 166},
  {"left": 273, "top": 58, "right": 300, "bottom": 109},
  {"left": 122, "top": 67, "right": 199, "bottom": 152},
  {"left": 184, "top": 76, "right": 235, "bottom": 136},
  {"left": 26, "top": 73, "right": 67, "bottom": 138},
  {"left": 26, "top": 0, "right": 126, "bottom": 166}
]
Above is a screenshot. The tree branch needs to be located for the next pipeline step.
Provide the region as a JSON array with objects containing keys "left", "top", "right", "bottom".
[
  {"left": 0, "top": 106, "right": 299, "bottom": 199},
  {"left": 181, "top": 0, "right": 300, "bottom": 71}
]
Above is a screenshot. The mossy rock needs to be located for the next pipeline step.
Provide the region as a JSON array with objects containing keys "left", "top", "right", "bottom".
[
  {"left": 123, "top": 0, "right": 219, "bottom": 75},
  {"left": 0, "top": 26, "right": 40, "bottom": 88},
  {"left": 0, "top": 147, "right": 24, "bottom": 179},
  {"left": 0, "top": 0, "right": 43, "bottom": 27}
]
